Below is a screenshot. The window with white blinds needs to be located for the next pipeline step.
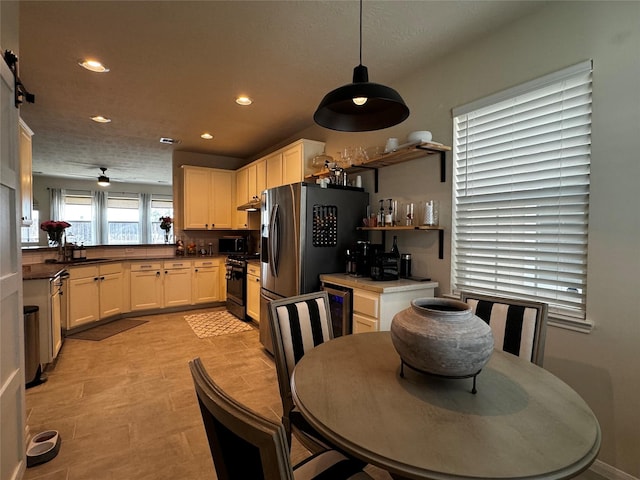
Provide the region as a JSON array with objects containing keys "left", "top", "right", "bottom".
[{"left": 451, "top": 60, "right": 592, "bottom": 325}]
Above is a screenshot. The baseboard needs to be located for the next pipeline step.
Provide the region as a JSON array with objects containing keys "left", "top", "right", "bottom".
[{"left": 591, "top": 460, "right": 639, "bottom": 480}]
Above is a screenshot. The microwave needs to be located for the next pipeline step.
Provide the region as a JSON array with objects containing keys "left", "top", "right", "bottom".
[{"left": 219, "top": 236, "right": 247, "bottom": 254}]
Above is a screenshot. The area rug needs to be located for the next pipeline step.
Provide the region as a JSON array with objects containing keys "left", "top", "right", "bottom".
[
  {"left": 184, "top": 310, "right": 254, "bottom": 338},
  {"left": 67, "top": 319, "right": 148, "bottom": 341}
]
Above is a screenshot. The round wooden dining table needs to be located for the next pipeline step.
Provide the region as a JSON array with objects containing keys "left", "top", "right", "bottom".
[{"left": 291, "top": 331, "right": 601, "bottom": 480}]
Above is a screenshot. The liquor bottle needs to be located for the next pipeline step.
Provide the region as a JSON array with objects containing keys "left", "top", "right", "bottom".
[{"left": 391, "top": 235, "right": 400, "bottom": 256}]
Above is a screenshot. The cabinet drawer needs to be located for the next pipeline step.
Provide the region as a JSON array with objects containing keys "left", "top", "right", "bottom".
[
  {"left": 163, "top": 260, "right": 192, "bottom": 269},
  {"left": 353, "top": 290, "right": 379, "bottom": 318},
  {"left": 99, "top": 262, "right": 122, "bottom": 275},
  {"left": 246, "top": 263, "right": 260, "bottom": 277},
  {"left": 194, "top": 259, "right": 218, "bottom": 268},
  {"left": 353, "top": 313, "right": 378, "bottom": 333},
  {"left": 130, "top": 262, "right": 162, "bottom": 272},
  {"left": 68, "top": 265, "right": 99, "bottom": 279}
]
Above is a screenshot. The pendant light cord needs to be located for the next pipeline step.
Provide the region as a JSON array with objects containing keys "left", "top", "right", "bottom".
[{"left": 359, "top": 0, "right": 363, "bottom": 66}]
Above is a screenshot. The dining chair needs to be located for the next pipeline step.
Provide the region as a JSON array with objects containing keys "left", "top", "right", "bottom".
[
  {"left": 189, "top": 358, "right": 374, "bottom": 480},
  {"left": 460, "top": 291, "right": 548, "bottom": 366},
  {"left": 268, "top": 291, "right": 336, "bottom": 454}
]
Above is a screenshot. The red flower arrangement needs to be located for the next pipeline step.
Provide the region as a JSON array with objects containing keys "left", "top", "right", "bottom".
[{"left": 40, "top": 220, "right": 71, "bottom": 245}]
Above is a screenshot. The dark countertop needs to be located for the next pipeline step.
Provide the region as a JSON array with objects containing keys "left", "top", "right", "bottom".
[
  {"left": 22, "top": 263, "right": 67, "bottom": 280},
  {"left": 22, "top": 255, "right": 228, "bottom": 280}
]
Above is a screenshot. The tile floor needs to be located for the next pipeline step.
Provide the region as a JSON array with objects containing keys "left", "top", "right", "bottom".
[{"left": 24, "top": 308, "right": 605, "bottom": 480}]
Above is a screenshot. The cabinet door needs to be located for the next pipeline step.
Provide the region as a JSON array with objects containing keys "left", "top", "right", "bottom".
[
  {"left": 266, "top": 152, "right": 282, "bottom": 189},
  {"left": 246, "top": 273, "right": 261, "bottom": 321},
  {"left": 130, "top": 270, "right": 163, "bottom": 311},
  {"left": 211, "top": 170, "right": 233, "bottom": 229},
  {"left": 282, "top": 143, "right": 302, "bottom": 185},
  {"left": 255, "top": 158, "right": 266, "bottom": 196},
  {"left": 183, "top": 167, "right": 213, "bottom": 229},
  {"left": 193, "top": 266, "right": 220, "bottom": 304},
  {"left": 99, "top": 272, "right": 124, "bottom": 318},
  {"left": 164, "top": 268, "right": 192, "bottom": 307},
  {"left": 352, "top": 313, "right": 378, "bottom": 333},
  {"left": 236, "top": 168, "right": 249, "bottom": 229},
  {"left": 51, "top": 289, "right": 63, "bottom": 357},
  {"left": 68, "top": 276, "right": 100, "bottom": 327}
]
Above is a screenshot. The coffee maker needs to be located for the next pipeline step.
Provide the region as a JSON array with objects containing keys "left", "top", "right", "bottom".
[{"left": 348, "top": 240, "right": 372, "bottom": 277}]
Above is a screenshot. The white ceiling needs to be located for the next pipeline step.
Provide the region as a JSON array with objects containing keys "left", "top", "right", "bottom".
[{"left": 18, "top": 0, "right": 545, "bottom": 185}]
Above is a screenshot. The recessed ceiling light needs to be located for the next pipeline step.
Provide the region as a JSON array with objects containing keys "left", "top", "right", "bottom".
[
  {"left": 236, "top": 95, "right": 252, "bottom": 106},
  {"left": 201, "top": 133, "right": 214, "bottom": 140},
  {"left": 79, "top": 59, "right": 110, "bottom": 73},
  {"left": 91, "top": 115, "right": 111, "bottom": 123}
]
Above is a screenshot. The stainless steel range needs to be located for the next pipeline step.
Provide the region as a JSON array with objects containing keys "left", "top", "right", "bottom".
[{"left": 225, "top": 253, "right": 260, "bottom": 320}]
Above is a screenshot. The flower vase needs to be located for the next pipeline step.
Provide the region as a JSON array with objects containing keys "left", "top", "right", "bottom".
[{"left": 164, "top": 231, "right": 169, "bottom": 244}]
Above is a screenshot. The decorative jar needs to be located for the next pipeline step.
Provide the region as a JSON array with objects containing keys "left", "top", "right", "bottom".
[{"left": 390, "top": 298, "right": 494, "bottom": 377}]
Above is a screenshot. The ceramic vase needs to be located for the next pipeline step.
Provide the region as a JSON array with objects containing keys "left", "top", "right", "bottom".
[{"left": 390, "top": 297, "right": 494, "bottom": 377}]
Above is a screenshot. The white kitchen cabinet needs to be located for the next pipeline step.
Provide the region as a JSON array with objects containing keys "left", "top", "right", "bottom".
[
  {"left": 68, "top": 263, "right": 124, "bottom": 328},
  {"left": 246, "top": 262, "right": 260, "bottom": 322},
  {"left": 19, "top": 118, "right": 34, "bottom": 226},
  {"left": 98, "top": 263, "right": 125, "bottom": 318},
  {"left": 262, "top": 139, "right": 326, "bottom": 189},
  {"left": 192, "top": 259, "right": 220, "bottom": 304},
  {"left": 163, "top": 260, "right": 192, "bottom": 307},
  {"left": 183, "top": 166, "right": 233, "bottom": 230},
  {"left": 68, "top": 265, "right": 100, "bottom": 327},
  {"left": 235, "top": 166, "right": 249, "bottom": 229},
  {"left": 265, "top": 152, "right": 282, "bottom": 189},
  {"left": 255, "top": 158, "right": 266, "bottom": 197},
  {"left": 130, "top": 262, "right": 164, "bottom": 311}
]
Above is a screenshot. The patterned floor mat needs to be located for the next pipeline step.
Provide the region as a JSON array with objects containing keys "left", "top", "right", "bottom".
[{"left": 184, "top": 310, "right": 254, "bottom": 338}]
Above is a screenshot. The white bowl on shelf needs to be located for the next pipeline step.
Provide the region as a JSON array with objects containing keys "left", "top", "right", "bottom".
[{"left": 407, "top": 131, "right": 432, "bottom": 143}]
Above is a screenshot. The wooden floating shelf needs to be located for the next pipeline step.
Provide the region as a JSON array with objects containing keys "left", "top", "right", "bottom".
[
  {"left": 358, "top": 226, "right": 441, "bottom": 231},
  {"left": 357, "top": 225, "right": 445, "bottom": 259},
  {"left": 306, "top": 141, "right": 451, "bottom": 191}
]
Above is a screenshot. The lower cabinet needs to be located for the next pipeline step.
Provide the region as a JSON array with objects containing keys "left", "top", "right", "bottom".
[
  {"left": 352, "top": 285, "right": 437, "bottom": 334},
  {"left": 192, "top": 259, "right": 220, "bottom": 304},
  {"left": 246, "top": 262, "right": 260, "bottom": 322},
  {"left": 163, "top": 260, "right": 192, "bottom": 307},
  {"left": 130, "top": 263, "right": 164, "bottom": 311},
  {"left": 68, "top": 263, "right": 124, "bottom": 328}
]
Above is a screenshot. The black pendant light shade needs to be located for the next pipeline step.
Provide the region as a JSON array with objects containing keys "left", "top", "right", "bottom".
[
  {"left": 314, "top": 65, "right": 409, "bottom": 131},
  {"left": 313, "top": 1, "right": 409, "bottom": 132}
]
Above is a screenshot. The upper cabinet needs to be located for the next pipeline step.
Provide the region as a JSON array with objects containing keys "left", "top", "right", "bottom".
[
  {"left": 182, "top": 166, "right": 233, "bottom": 230},
  {"left": 256, "top": 138, "right": 326, "bottom": 192},
  {"left": 19, "top": 118, "right": 34, "bottom": 226}
]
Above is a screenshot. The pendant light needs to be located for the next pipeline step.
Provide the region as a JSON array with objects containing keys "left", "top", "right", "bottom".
[
  {"left": 97, "top": 167, "right": 110, "bottom": 186},
  {"left": 314, "top": 0, "right": 409, "bottom": 132}
]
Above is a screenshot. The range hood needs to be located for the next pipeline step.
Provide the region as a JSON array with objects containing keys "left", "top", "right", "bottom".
[{"left": 237, "top": 196, "right": 261, "bottom": 212}]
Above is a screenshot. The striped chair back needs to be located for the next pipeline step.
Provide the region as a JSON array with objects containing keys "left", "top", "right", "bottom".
[
  {"left": 461, "top": 292, "right": 548, "bottom": 366},
  {"left": 270, "top": 292, "right": 333, "bottom": 380}
]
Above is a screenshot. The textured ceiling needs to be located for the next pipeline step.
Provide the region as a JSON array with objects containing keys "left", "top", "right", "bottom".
[{"left": 17, "top": 1, "right": 545, "bottom": 185}]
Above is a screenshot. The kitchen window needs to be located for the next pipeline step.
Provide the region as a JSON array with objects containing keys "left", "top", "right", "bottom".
[
  {"left": 53, "top": 190, "right": 172, "bottom": 246},
  {"left": 451, "top": 60, "right": 592, "bottom": 330}
]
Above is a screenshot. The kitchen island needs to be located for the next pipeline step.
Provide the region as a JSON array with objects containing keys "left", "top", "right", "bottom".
[{"left": 320, "top": 273, "right": 438, "bottom": 333}]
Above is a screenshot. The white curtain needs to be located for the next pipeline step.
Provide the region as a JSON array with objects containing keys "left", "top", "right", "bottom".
[
  {"left": 140, "top": 192, "right": 152, "bottom": 243},
  {"left": 92, "top": 190, "right": 108, "bottom": 244},
  {"left": 49, "top": 188, "right": 65, "bottom": 220}
]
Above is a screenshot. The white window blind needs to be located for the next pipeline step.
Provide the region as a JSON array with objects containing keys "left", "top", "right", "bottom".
[{"left": 452, "top": 61, "right": 592, "bottom": 324}]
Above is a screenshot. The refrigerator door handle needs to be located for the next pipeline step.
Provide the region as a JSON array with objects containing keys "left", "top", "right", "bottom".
[{"left": 268, "top": 204, "right": 279, "bottom": 277}]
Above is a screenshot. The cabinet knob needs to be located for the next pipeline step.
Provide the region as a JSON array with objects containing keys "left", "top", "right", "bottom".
[
  {"left": 94, "top": 277, "right": 99, "bottom": 281},
  {"left": 100, "top": 276, "right": 105, "bottom": 280},
  {"left": 195, "top": 268, "right": 199, "bottom": 272},
  {"left": 156, "top": 272, "right": 160, "bottom": 277}
]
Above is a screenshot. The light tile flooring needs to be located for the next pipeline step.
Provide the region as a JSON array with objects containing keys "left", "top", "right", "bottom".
[{"left": 24, "top": 308, "right": 605, "bottom": 480}]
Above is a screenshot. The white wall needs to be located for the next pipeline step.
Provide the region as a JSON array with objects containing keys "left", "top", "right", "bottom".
[{"left": 290, "top": 2, "right": 640, "bottom": 476}]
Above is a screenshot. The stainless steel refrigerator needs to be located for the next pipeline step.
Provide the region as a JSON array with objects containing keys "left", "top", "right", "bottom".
[{"left": 260, "top": 182, "right": 368, "bottom": 353}]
